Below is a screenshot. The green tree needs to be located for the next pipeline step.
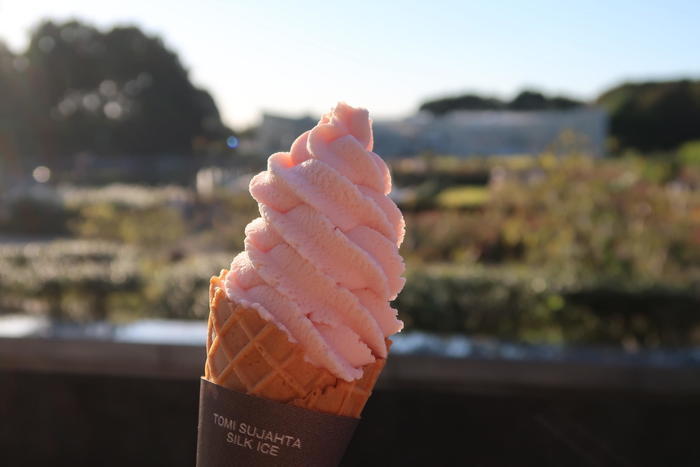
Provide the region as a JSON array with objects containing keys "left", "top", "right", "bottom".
[
  {"left": 508, "top": 90, "right": 582, "bottom": 111},
  {"left": 419, "top": 94, "right": 504, "bottom": 115},
  {"left": 1, "top": 19, "right": 231, "bottom": 167},
  {"left": 419, "top": 89, "right": 583, "bottom": 115},
  {"left": 597, "top": 80, "right": 700, "bottom": 151}
]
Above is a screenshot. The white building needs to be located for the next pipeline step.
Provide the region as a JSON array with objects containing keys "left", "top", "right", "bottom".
[
  {"left": 255, "top": 108, "right": 608, "bottom": 158},
  {"left": 255, "top": 114, "right": 317, "bottom": 157}
]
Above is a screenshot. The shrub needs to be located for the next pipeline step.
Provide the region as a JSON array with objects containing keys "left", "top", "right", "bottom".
[
  {"left": 144, "top": 252, "right": 230, "bottom": 320},
  {"left": 488, "top": 156, "right": 700, "bottom": 282},
  {"left": 401, "top": 155, "right": 700, "bottom": 282},
  {"left": 59, "top": 184, "right": 191, "bottom": 209},
  {"left": 435, "top": 185, "right": 489, "bottom": 209},
  {"left": 395, "top": 265, "right": 700, "bottom": 348},
  {"left": 0, "top": 188, "right": 74, "bottom": 235},
  {"left": 679, "top": 140, "right": 700, "bottom": 166},
  {"left": 71, "top": 203, "right": 186, "bottom": 247},
  {"left": 0, "top": 240, "right": 141, "bottom": 320}
]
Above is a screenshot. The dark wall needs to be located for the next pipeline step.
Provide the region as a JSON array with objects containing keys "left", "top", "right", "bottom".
[{"left": 1, "top": 370, "right": 699, "bottom": 467}]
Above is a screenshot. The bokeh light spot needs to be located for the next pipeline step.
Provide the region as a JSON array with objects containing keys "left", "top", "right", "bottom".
[
  {"left": 99, "top": 80, "right": 117, "bottom": 98},
  {"left": 104, "top": 102, "right": 123, "bottom": 119},
  {"left": 32, "top": 166, "right": 51, "bottom": 183},
  {"left": 82, "top": 93, "right": 101, "bottom": 112},
  {"left": 38, "top": 36, "right": 55, "bottom": 53},
  {"left": 58, "top": 98, "right": 78, "bottom": 117},
  {"left": 226, "top": 136, "right": 239, "bottom": 149}
]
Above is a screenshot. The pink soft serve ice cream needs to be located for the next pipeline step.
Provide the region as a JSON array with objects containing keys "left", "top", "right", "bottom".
[{"left": 224, "top": 103, "right": 405, "bottom": 381}]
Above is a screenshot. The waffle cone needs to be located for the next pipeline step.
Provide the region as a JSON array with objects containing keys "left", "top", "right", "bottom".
[{"left": 204, "top": 270, "right": 386, "bottom": 418}]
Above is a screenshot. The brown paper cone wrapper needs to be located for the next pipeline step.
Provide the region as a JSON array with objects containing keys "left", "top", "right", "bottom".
[
  {"left": 196, "top": 378, "right": 359, "bottom": 467},
  {"left": 197, "top": 270, "right": 387, "bottom": 466}
]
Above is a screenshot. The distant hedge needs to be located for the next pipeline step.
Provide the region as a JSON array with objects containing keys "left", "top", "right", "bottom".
[{"left": 395, "top": 266, "right": 700, "bottom": 348}]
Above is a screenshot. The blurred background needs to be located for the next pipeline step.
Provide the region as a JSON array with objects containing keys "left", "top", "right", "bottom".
[{"left": 1, "top": 1, "right": 700, "bottom": 466}]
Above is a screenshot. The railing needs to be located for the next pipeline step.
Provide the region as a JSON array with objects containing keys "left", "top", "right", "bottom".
[
  {"left": 2, "top": 334, "right": 699, "bottom": 466},
  {"left": 2, "top": 335, "right": 699, "bottom": 395}
]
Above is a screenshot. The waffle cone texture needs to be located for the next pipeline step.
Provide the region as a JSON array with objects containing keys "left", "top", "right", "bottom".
[{"left": 204, "top": 270, "right": 387, "bottom": 418}]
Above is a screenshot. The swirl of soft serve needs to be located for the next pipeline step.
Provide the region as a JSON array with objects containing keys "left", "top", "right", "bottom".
[{"left": 225, "top": 103, "right": 405, "bottom": 381}]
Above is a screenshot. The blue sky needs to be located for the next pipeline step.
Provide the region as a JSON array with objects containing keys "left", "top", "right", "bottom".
[{"left": 0, "top": 0, "right": 698, "bottom": 128}]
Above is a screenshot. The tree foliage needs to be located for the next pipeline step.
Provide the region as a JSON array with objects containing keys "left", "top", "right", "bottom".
[
  {"left": 0, "top": 20, "right": 230, "bottom": 167},
  {"left": 597, "top": 80, "right": 700, "bottom": 151},
  {"left": 419, "top": 90, "right": 583, "bottom": 115}
]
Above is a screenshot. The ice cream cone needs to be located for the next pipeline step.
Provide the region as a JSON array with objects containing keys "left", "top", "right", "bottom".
[
  {"left": 205, "top": 270, "right": 386, "bottom": 418},
  {"left": 197, "top": 104, "right": 404, "bottom": 466}
]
